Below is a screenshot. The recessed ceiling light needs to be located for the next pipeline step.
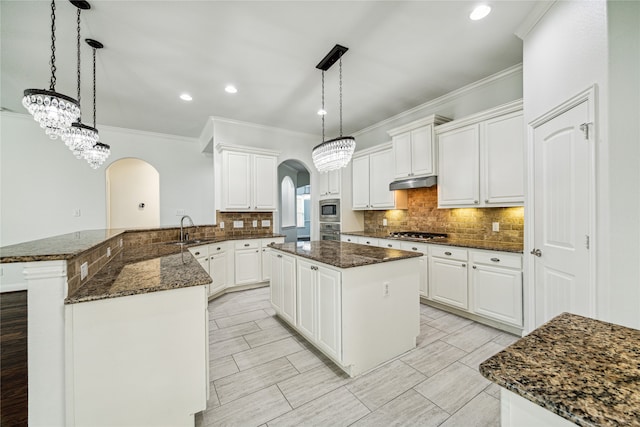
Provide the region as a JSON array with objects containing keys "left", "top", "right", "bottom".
[
  {"left": 180, "top": 93, "right": 193, "bottom": 101},
  {"left": 225, "top": 85, "right": 238, "bottom": 94},
  {"left": 470, "top": 5, "right": 491, "bottom": 20},
  {"left": 317, "top": 109, "right": 327, "bottom": 116}
]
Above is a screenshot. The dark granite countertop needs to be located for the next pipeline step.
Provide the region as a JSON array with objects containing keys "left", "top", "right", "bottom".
[
  {"left": 341, "top": 231, "right": 523, "bottom": 253},
  {"left": 479, "top": 313, "right": 640, "bottom": 427},
  {"left": 0, "top": 229, "right": 285, "bottom": 263},
  {"left": 65, "top": 243, "right": 212, "bottom": 304},
  {"left": 270, "top": 241, "right": 422, "bottom": 269}
]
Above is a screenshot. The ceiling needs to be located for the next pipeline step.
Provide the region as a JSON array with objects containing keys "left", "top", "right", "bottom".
[{"left": 1, "top": 1, "right": 539, "bottom": 140}]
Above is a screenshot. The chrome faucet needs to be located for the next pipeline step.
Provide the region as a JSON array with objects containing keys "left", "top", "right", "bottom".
[{"left": 180, "top": 215, "right": 195, "bottom": 242}]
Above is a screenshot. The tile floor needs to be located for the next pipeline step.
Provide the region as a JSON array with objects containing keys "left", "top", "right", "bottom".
[{"left": 196, "top": 286, "right": 518, "bottom": 427}]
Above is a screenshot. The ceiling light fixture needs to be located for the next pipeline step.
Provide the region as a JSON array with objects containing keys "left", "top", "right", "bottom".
[
  {"left": 225, "top": 85, "right": 238, "bottom": 94},
  {"left": 22, "top": 0, "right": 80, "bottom": 139},
  {"left": 470, "top": 5, "right": 491, "bottom": 20},
  {"left": 62, "top": 1, "right": 100, "bottom": 159},
  {"left": 82, "top": 38, "right": 110, "bottom": 169},
  {"left": 180, "top": 93, "right": 193, "bottom": 101},
  {"left": 312, "top": 44, "right": 356, "bottom": 173}
]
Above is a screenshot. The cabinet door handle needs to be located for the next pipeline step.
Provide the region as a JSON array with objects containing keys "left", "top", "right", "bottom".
[
  {"left": 347, "top": 239, "right": 351, "bottom": 242},
  {"left": 485, "top": 199, "right": 489, "bottom": 203},
  {"left": 387, "top": 244, "right": 392, "bottom": 247},
  {"left": 530, "top": 249, "right": 542, "bottom": 257},
  {"left": 277, "top": 254, "right": 282, "bottom": 258},
  {"left": 444, "top": 251, "right": 452, "bottom": 256},
  {"left": 244, "top": 243, "right": 250, "bottom": 247},
  {"left": 217, "top": 247, "right": 221, "bottom": 251},
  {"left": 194, "top": 251, "right": 201, "bottom": 256},
  {"left": 474, "top": 200, "right": 479, "bottom": 204},
  {"left": 490, "top": 257, "right": 500, "bottom": 262},
  {"left": 412, "top": 247, "right": 418, "bottom": 251},
  {"left": 255, "top": 250, "right": 259, "bottom": 253},
  {"left": 462, "top": 263, "right": 466, "bottom": 267},
  {"left": 366, "top": 241, "right": 370, "bottom": 244},
  {"left": 472, "top": 265, "right": 477, "bottom": 269}
]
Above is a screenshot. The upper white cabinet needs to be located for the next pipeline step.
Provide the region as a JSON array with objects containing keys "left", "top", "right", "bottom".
[
  {"left": 352, "top": 143, "right": 407, "bottom": 210},
  {"left": 319, "top": 169, "right": 341, "bottom": 199},
  {"left": 436, "top": 100, "right": 524, "bottom": 208},
  {"left": 388, "top": 115, "right": 451, "bottom": 179},
  {"left": 217, "top": 144, "right": 279, "bottom": 211}
]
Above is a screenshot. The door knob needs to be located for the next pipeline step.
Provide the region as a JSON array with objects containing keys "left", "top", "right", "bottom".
[{"left": 530, "top": 249, "right": 542, "bottom": 257}]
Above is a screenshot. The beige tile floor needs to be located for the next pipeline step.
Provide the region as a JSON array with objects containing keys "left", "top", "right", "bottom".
[{"left": 196, "top": 286, "right": 518, "bottom": 427}]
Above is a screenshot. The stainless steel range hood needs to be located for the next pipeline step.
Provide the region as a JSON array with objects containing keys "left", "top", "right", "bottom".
[{"left": 389, "top": 176, "right": 437, "bottom": 191}]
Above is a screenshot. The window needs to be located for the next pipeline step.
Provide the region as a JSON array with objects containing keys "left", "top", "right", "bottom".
[
  {"left": 296, "top": 185, "right": 310, "bottom": 228},
  {"left": 281, "top": 176, "right": 295, "bottom": 227}
]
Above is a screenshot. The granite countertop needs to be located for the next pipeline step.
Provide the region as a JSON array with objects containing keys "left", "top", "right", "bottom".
[
  {"left": 0, "top": 229, "right": 285, "bottom": 263},
  {"left": 341, "top": 231, "right": 524, "bottom": 253},
  {"left": 479, "top": 313, "right": 640, "bottom": 427},
  {"left": 270, "top": 241, "right": 422, "bottom": 269},
  {"left": 65, "top": 243, "right": 212, "bottom": 304}
]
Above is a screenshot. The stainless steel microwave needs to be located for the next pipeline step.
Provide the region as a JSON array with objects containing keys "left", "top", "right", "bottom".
[{"left": 319, "top": 198, "right": 340, "bottom": 222}]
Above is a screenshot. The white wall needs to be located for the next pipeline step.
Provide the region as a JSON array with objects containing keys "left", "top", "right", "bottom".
[
  {"left": 0, "top": 112, "right": 214, "bottom": 246},
  {"left": 523, "top": 0, "right": 640, "bottom": 329}
]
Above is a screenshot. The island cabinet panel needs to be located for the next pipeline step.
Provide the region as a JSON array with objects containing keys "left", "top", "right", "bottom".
[
  {"left": 270, "top": 252, "right": 284, "bottom": 313},
  {"left": 65, "top": 285, "right": 208, "bottom": 427},
  {"left": 270, "top": 250, "right": 296, "bottom": 325},
  {"left": 272, "top": 246, "right": 420, "bottom": 377}
]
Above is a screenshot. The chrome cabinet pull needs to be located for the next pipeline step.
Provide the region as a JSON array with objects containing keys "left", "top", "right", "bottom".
[
  {"left": 472, "top": 265, "right": 477, "bottom": 269},
  {"left": 244, "top": 243, "right": 250, "bottom": 247},
  {"left": 412, "top": 247, "right": 418, "bottom": 251},
  {"left": 462, "top": 263, "right": 466, "bottom": 267},
  {"left": 530, "top": 249, "right": 542, "bottom": 257},
  {"left": 490, "top": 257, "right": 500, "bottom": 262},
  {"left": 444, "top": 251, "right": 452, "bottom": 256},
  {"left": 387, "top": 244, "right": 392, "bottom": 247},
  {"left": 195, "top": 252, "right": 200, "bottom": 256},
  {"left": 277, "top": 254, "right": 282, "bottom": 258}
]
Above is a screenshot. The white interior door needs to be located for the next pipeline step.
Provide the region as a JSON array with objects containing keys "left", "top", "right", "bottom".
[{"left": 532, "top": 100, "right": 592, "bottom": 327}]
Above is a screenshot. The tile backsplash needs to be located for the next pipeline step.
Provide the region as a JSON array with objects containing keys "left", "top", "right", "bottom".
[{"left": 364, "top": 187, "right": 524, "bottom": 244}]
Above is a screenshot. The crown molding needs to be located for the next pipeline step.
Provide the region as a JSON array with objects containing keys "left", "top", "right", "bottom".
[{"left": 514, "top": 1, "right": 557, "bottom": 40}]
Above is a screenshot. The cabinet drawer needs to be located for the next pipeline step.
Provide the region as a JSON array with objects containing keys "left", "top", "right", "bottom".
[
  {"left": 471, "top": 251, "right": 521, "bottom": 269},
  {"left": 357, "top": 237, "right": 379, "bottom": 246},
  {"left": 430, "top": 246, "right": 468, "bottom": 261},
  {"left": 262, "top": 237, "right": 284, "bottom": 247},
  {"left": 379, "top": 239, "right": 401, "bottom": 249},
  {"left": 209, "top": 243, "right": 227, "bottom": 254},
  {"left": 400, "top": 241, "right": 429, "bottom": 254},
  {"left": 188, "top": 245, "right": 208, "bottom": 259},
  {"left": 235, "top": 240, "right": 259, "bottom": 250},
  {"left": 341, "top": 235, "right": 357, "bottom": 243}
]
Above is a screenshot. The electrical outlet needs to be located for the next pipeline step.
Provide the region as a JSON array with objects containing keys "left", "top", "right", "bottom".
[
  {"left": 107, "top": 247, "right": 111, "bottom": 257},
  {"left": 261, "top": 220, "right": 270, "bottom": 227},
  {"left": 72, "top": 208, "right": 81, "bottom": 217},
  {"left": 176, "top": 209, "right": 185, "bottom": 216},
  {"left": 383, "top": 282, "right": 390, "bottom": 297},
  {"left": 80, "top": 262, "right": 89, "bottom": 280},
  {"left": 492, "top": 222, "right": 500, "bottom": 232},
  {"left": 233, "top": 220, "right": 243, "bottom": 228},
  {"left": 252, "top": 220, "right": 258, "bottom": 227},
  {"left": 382, "top": 218, "right": 388, "bottom": 227},
  {"left": 219, "top": 221, "right": 225, "bottom": 229},
  {"left": 119, "top": 238, "right": 123, "bottom": 248}
]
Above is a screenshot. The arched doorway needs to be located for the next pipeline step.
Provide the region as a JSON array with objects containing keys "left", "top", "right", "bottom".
[
  {"left": 106, "top": 158, "right": 160, "bottom": 229},
  {"left": 277, "top": 159, "right": 311, "bottom": 243}
]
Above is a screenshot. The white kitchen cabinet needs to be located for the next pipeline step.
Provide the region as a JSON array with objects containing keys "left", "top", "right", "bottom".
[
  {"left": 261, "top": 237, "right": 285, "bottom": 281},
  {"left": 234, "top": 240, "right": 262, "bottom": 285},
  {"left": 470, "top": 250, "right": 523, "bottom": 327},
  {"left": 218, "top": 145, "right": 278, "bottom": 211},
  {"left": 189, "top": 245, "right": 210, "bottom": 276},
  {"left": 436, "top": 100, "right": 523, "bottom": 208},
  {"left": 378, "top": 238, "right": 401, "bottom": 249},
  {"left": 208, "top": 243, "right": 228, "bottom": 296},
  {"left": 400, "top": 241, "right": 429, "bottom": 297},
  {"left": 296, "top": 259, "right": 316, "bottom": 340},
  {"left": 340, "top": 234, "right": 357, "bottom": 243},
  {"left": 352, "top": 143, "right": 407, "bottom": 210},
  {"left": 388, "top": 115, "right": 451, "bottom": 179},
  {"left": 319, "top": 169, "right": 341, "bottom": 198},
  {"left": 356, "top": 236, "right": 379, "bottom": 246},
  {"left": 270, "top": 251, "right": 296, "bottom": 325},
  {"left": 429, "top": 246, "right": 468, "bottom": 309}
]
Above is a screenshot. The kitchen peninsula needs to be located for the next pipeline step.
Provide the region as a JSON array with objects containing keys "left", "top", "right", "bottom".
[
  {"left": 268, "top": 240, "right": 422, "bottom": 377},
  {"left": 0, "top": 227, "right": 281, "bottom": 426}
]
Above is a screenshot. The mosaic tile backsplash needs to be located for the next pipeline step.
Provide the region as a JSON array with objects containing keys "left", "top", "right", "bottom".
[{"left": 364, "top": 187, "right": 524, "bottom": 245}]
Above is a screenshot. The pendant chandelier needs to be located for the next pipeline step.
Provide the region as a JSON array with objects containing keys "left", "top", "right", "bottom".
[
  {"left": 312, "top": 44, "right": 356, "bottom": 173},
  {"left": 83, "top": 39, "right": 110, "bottom": 169},
  {"left": 62, "top": 1, "right": 99, "bottom": 158},
  {"left": 22, "top": 0, "right": 81, "bottom": 139}
]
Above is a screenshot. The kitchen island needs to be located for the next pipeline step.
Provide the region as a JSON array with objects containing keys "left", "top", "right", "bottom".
[
  {"left": 480, "top": 313, "right": 640, "bottom": 426},
  {"left": 268, "top": 240, "right": 422, "bottom": 377}
]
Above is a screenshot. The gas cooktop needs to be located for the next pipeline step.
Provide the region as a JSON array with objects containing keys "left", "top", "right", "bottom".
[{"left": 388, "top": 231, "right": 448, "bottom": 241}]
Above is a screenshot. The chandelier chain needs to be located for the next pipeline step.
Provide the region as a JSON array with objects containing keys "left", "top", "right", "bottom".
[
  {"left": 76, "top": 8, "right": 81, "bottom": 119},
  {"left": 49, "top": 0, "right": 57, "bottom": 91},
  {"left": 339, "top": 57, "right": 343, "bottom": 137},
  {"left": 321, "top": 70, "right": 325, "bottom": 142},
  {"left": 92, "top": 47, "right": 97, "bottom": 127}
]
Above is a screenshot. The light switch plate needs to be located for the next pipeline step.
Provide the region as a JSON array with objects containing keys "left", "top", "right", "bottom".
[
  {"left": 80, "top": 262, "right": 88, "bottom": 280},
  {"left": 233, "top": 221, "right": 243, "bottom": 228},
  {"left": 107, "top": 247, "right": 111, "bottom": 257},
  {"left": 492, "top": 222, "right": 500, "bottom": 232},
  {"left": 382, "top": 218, "right": 388, "bottom": 226},
  {"left": 252, "top": 220, "right": 258, "bottom": 227},
  {"left": 261, "top": 220, "right": 270, "bottom": 227},
  {"left": 219, "top": 221, "right": 224, "bottom": 229}
]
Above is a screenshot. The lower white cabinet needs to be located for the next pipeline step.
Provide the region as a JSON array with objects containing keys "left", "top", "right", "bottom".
[
  {"left": 209, "top": 243, "right": 228, "bottom": 295},
  {"left": 470, "top": 251, "right": 523, "bottom": 327},
  {"left": 356, "top": 236, "right": 379, "bottom": 246},
  {"left": 296, "top": 260, "right": 342, "bottom": 361},
  {"left": 400, "top": 242, "right": 429, "bottom": 297},
  {"left": 270, "top": 251, "right": 296, "bottom": 325},
  {"left": 261, "top": 237, "right": 285, "bottom": 281},
  {"left": 234, "top": 240, "right": 261, "bottom": 285},
  {"left": 429, "top": 246, "right": 469, "bottom": 310}
]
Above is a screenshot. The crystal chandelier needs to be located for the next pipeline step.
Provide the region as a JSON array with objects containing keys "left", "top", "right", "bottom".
[
  {"left": 83, "top": 38, "right": 110, "bottom": 169},
  {"left": 62, "top": 2, "right": 99, "bottom": 158},
  {"left": 312, "top": 44, "right": 356, "bottom": 173},
  {"left": 22, "top": 0, "right": 80, "bottom": 139}
]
